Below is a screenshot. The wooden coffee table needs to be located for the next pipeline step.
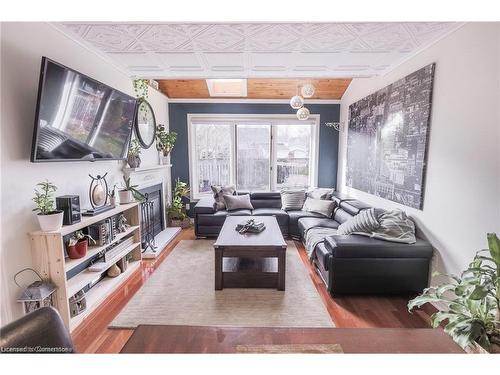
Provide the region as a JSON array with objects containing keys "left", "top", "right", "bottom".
[{"left": 213, "top": 216, "right": 287, "bottom": 290}]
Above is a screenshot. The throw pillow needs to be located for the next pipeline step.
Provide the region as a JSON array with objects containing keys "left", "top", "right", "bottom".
[
  {"left": 280, "top": 189, "right": 306, "bottom": 211},
  {"left": 302, "top": 197, "right": 335, "bottom": 217},
  {"left": 223, "top": 194, "right": 254, "bottom": 211},
  {"left": 211, "top": 185, "right": 236, "bottom": 211},
  {"left": 307, "top": 187, "right": 335, "bottom": 200}
]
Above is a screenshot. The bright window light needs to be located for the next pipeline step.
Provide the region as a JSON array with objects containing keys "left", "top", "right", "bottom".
[{"left": 206, "top": 79, "right": 247, "bottom": 97}]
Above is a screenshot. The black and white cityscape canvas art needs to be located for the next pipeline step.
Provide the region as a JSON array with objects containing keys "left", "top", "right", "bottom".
[{"left": 346, "top": 63, "right": 435, "bottom": 209}]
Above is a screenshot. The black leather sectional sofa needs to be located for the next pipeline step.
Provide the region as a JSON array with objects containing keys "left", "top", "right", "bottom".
[{"left": 193, "top": 191, "right": 433, "bottom": 295}]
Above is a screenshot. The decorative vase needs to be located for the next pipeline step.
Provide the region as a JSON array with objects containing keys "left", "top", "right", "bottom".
[
  {"left": 37, "top": 211, "right": 64, "bottom": 231},
  {"left": 67, "top": 239, "right": 88, "bottom": 259},
  {"left": 158, "top": 151, "right": 170, "bottom": 165},
  {"left": 109, "top": 195, "right": 116, "bottom": 206},
  {"left": 118, "top": 190, "right": 134, "bottom": 204},
  {"left": 107, "top": 264, "right": 121, "bottom": 278},
  {"left": 127, "top": 155, "right": 141, "bottom": 168}
]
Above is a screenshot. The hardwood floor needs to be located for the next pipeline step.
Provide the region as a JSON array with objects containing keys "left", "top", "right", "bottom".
[{"left": 72, "top": 228, "right": 435, "bottom": 353}]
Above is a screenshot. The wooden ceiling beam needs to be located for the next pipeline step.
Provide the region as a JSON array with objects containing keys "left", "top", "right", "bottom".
[{"left": 157, "top": 79, "right": 351, "bottom": 100}]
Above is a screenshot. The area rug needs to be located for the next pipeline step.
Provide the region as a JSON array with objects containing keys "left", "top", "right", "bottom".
[{"left": 110, "top": 240, "right": 334, "bottom": 328}]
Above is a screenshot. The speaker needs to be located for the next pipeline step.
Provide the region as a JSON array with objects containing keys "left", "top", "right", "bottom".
[{"left": 56, "top": 195, "right": 81, "bottom": 225}]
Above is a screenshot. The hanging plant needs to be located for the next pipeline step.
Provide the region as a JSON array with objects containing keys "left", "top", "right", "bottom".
[{"left": 133, "top": 79, "right": 149, "bottom": 100}]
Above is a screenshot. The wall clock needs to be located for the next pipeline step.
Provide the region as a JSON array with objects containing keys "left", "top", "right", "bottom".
[{"left": 134, "top": 99, "right": 156, "bottom": 148}]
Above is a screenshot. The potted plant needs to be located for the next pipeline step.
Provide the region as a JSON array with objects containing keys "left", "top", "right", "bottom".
[
  {"left": 167, "top": 178, "right": 190, "bottom": 228},
  {"left": 127, "top": 138, "right": 142, "bottom": 168},
  {"left": 32, "top": 180, "right": 64, "bottom": 231},
  {"left": 108, "top": 184, "right": 118, "bottom": 206},
  {"left": 118, "top": 176, "right": 145, "bottom": 204},
  {"left": 156, "top": 124, "right": 177, "bottom": 158},
  {"left": 67, "top": 230, "right": 96, "bottom": 259},
  {"left": 408, "top": 233, "right": 500, "bottom": 353}
]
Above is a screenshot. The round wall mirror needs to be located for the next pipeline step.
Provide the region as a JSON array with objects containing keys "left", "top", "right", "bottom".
[{"left": 134, "top": 99, "right": 156, "bottom": 148}]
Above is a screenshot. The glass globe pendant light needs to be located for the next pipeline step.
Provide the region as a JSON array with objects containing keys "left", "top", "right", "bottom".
[
  {"left": 301, "top": 83, "right": 315, "bottom": 98},
  {"left": 290, "top": 95, "right": 304, "bottom": 110},
  {"left": 296, "top": 107, "right": 310, "bottom": 120}
]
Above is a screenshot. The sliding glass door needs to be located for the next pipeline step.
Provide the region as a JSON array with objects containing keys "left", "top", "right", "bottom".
[
  {"left": 192, "top": 122, "right": 233, "bottom": 195},
  {"left": 236, "top": 123, "right": 271, "bottom": 191},
  {"left": 273, "top": 123, "right": 313, "bottom": 190}
]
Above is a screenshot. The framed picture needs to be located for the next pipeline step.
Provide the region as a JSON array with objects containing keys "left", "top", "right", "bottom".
[{"left": 346, "top": 63, "right": 435, "bottom": 210}]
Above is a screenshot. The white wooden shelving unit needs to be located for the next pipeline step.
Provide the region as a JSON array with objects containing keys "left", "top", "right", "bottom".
[{"left": 29, "top": 202, "right": 142, "bottom": 332}]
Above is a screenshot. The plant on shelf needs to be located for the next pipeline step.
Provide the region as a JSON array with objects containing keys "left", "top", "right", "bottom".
[
  {"left": 408, "top": 233, "right": 500, "bottom": 353},
  {"left": 118, "top": 176, "right": 145, "bottom": 204},
  {"left": 108, "top": 183, "right": 118, "bottom": 206},
  {"left": 32, "top": 180, "right": 64, "bottom": 231},
  {"left": 127, "top": 138, "right": 142, "bottom": 168},
  {"left": 156, "top": 124, "right": 177, "bottom": 158},
  {"left": 167, "top": 178, "right": 190, "bottom": 228},
  {"left": 67, "top": 230, "right": 96, "bottom": 259}
]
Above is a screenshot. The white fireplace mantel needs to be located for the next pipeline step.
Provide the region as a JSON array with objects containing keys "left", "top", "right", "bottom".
[
  {"left": 123, "top": 164, "right": 172, "bottom": 175},
  {"left": 122, "top": 163, "right": 178, "bottom": 259}
]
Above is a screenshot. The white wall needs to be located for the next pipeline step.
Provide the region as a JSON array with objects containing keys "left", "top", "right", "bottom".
[
  {"left": 338, "top": 23, "right": 500, "bottom": 279},
  {"left": 0, "top": 22, "right": 170, "bottom": 325}
]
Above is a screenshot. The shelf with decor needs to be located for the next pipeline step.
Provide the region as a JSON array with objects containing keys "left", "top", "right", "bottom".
[
  {"left": 64, "top": 225, "right": 139, "bottom": 272},
  {"left": 29, "top": 202, "right": 143, "bottom": 332},
  {"left": 69, "top": 259, "right": 141, "bottom": 331}
]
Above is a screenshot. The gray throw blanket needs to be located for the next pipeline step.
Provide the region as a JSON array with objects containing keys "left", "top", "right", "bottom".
[
  {"left": 305, "top": 227, "right": 338, "bottom": 258},
  {"left": 337, "top": 208, "right": 416, "bottom": 244}
]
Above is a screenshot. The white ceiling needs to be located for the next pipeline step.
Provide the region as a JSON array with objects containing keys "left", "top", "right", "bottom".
[{"left": 55, "top": 22, "right": 462, "bottom": 79}]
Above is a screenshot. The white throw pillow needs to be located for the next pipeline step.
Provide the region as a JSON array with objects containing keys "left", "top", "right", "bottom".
[
  {"left": 302, "top": 197, "right": 335, "bottom": 217},
  {"left": 223, "top": 194, "right": 254, "bottom": 211},
  {"left": 306, "top": 187, "right": 335, "bottom": 200},
  {"left": 281, "top": 190, "right": 306, "bottom": 211}
]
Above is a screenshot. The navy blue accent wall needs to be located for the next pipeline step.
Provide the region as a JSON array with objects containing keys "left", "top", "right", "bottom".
[{"left": 168, "top": 102, "right": 340, "bottom": 192}]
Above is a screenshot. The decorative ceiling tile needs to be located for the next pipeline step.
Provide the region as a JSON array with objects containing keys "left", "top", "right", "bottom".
[
  {"left": 302, "top": 24, "right": 357, "bottom": 52},
  {"left": 83, "top": 25, "right": 136, "bottom": 52},
  {"left": 138, "top": 24, "right": 192, "bottom": 52},
  {"left": 247, "top": 24, "right": 301, "bottom": 51},
  {"left": 193, "top": 25, "right": 245, "bottom": 51},
  {"left": 55, "top": 22, "right": 462, "bottom": 79}
]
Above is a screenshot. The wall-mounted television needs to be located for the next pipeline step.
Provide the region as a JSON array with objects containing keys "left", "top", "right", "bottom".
[{"left": 30, "top": 57, "right": 138, "bottom": 162}]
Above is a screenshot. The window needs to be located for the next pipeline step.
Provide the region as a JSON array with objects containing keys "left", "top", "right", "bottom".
[
  {"left": 192, "top": 122, "right": 233, "bottom": 194},
  {"left": 189, "top": 115, "right": 319, "bottom": 198},
  {"left": 236, "top": 124, "right": 271, "bottom": 191}
]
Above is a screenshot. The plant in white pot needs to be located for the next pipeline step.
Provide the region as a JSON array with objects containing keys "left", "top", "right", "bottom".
[
  {"left": 32, "top": 180, "right": 64, "bottom": 231},
  {"left": 156, "top": 125, "right": 177, "bottom": 164},
  {"left": 118, "top": 176, "right": 145, "bottom": 204}
]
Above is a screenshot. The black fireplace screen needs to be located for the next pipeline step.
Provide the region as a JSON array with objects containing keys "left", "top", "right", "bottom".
[{"left": 138, "top": 184, "right": 164, "bottom": 251}]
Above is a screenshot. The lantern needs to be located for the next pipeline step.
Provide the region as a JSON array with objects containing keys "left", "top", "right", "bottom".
[{"left": 15, "top": 268, "right": 57, "bottom": 315}]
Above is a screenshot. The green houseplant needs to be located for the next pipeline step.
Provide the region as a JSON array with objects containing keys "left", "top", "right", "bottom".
[
  {"left": 408, "top": 233, "right": 500, "bottom": 353},
  {"left": 67, "top": 230, "right": 96, "bottom": 259},
  {"left": 156, "top": 124, "right": 177, "bottom": 157},
  {"left": 167, "top": 178, "right": 190, "bottom": 228},
  {"left": 118, "top": 176, "right": 145, "bottom": 204},
  {"left": 32, "top": 180, "right": 64, "bottom": 231},
  {"left": 127, "top": 138, "right": 142, "bottom": 168}
]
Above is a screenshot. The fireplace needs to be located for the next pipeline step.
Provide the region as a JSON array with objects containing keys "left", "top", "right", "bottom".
[{"left": 138, "top": 183, "right": 165, "bottom": 250}]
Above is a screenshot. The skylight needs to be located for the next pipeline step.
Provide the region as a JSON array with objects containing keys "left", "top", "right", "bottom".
[{"left": 206, "top": 79, "right": 247, "bottom": 97}]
